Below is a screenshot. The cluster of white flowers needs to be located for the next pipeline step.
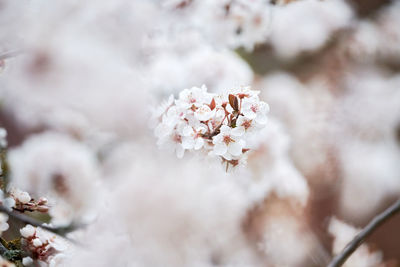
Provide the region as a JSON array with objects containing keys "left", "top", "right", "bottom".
[
  {"left": 20, "top": 224, "right": 68, "bottom": 265},
  {"left": 7, "top": 188, "right": 49, "bottom": 213},
  {"left": 154, "top": 85, "right": 269, "bottom": 169},
  {"left": 188, "top": 0, "right": 273, "bottom": 51}
]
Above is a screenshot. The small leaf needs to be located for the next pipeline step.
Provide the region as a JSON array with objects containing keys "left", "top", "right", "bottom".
[
  {"left": 228, "top": 94, "right": 239, "bottom": 111},
  {"left": 7, "top": 239, "right": 21, "bottom": 250},
  {"left": 209, "top": 98, "right": 216, "bottom": 110}
]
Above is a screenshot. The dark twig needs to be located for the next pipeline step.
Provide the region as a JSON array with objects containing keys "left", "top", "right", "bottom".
[
  {"left": 0, "top": 205, "right": 79, "bottom": 242},
  {"left": 328, "top": 199, "right": 400, "bottom": 267}
]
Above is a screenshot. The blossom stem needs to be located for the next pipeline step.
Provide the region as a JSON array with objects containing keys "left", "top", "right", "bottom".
[
  {"left": 205, "top": 114, "right": 228, "bottom": 139},
  {"left": 328, "top": 198, "right": 400, "bottom": 267}
]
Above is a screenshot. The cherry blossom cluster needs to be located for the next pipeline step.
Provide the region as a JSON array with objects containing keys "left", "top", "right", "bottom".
[
  {"left": 154, "top": 85, "right": 269, "bottom": 169},
  {"left": 20, "top": 224, "right": 66, "bottom": 264},
  {"left": 8, "top": 188, "right": 49, "bottom": 213},
  {"left": 163, "top": 0, "right": 273, "bottom": 50}
]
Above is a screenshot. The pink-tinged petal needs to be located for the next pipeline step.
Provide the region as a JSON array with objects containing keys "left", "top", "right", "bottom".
[
  {"left": 231, "top": 126, "right": 245, "bottom": 136},
  {"left": 176, "top": 145, "right": 185, "bottom": 159},
  {"left": 228, "top": 142, "right": 243, "bottom": 156},
  {"left": 214, "top": 143, "right": 227, "bottom": 155}
]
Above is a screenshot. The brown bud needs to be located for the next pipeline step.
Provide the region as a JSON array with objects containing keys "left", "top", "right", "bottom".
[
  {"left": 209, "top": 98, "right": 216, "bottom": 110},
  {"left": 228, "top": 94, "right": 239, "bottom": 111},
  {"left": 38, "top": 197, "right": 48, "bottom": 205},
  {"left": 36, "top": 205, "right": 49, "bottom": 213}
]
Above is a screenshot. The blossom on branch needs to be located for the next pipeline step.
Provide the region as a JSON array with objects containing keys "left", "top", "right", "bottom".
[{"left": 153, "top": 85, "right": 269, "bottom": 170}]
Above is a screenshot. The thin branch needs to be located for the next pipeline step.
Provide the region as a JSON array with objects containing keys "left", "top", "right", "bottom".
[
  {"left": 0, "top": 205, "right": 78, "bottom": 242},
  {"left": 328, "top": 198, "right": 400, "bottom": 267}
]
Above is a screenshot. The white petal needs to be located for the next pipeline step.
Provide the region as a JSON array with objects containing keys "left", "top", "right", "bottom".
[
  {"left": 222, "top": 153, "right": 232, "bottom": 160},
  {"left": 0, "top": 223, "right": 8, "bottom": 231},
  {"left": 219, "top": 125, "right": 231, "bottom": 134},
  {"left": 176, "top": 146, "right": 185, "bottom": 159},
  {"left": 262, "top": 103, "right": 270, "bottom": 114},
  {"left": 231, "top": 126, "right": 245, "bottom": 136},
  {"left": 181, "top": 137, "right": 195, "bottom": 149},
  {"left": 213, "top": 143, "right": 227, "bottom": 155},
  {"left": 194, "top": 138, "right": 204, "bottom": 150},
  {"left": 236, "top": 116, "right": 245, "bottom": 125},
  {"left": 196, "top": 125, "right": 207, "bottom": 134},
  {"left": 154, "top": 123, "right": 171, "bottom": 138},
  {"left": 182, "top": 125, "right": 194, "bottom": 136},
  {"left": 243, "top": 109, "right": 256, "bottom": 120},
  {"left": 228, "top": 142, "right": 243, "bottom": 156},
  {"left": 3, "top": 198, "right": 15, "bottom": 210},
  {"left": 212, "top": 134, "right": 223, "bottom": 144},
  {"left": 256, "top": 114, "right": 268, "bottom": 125}
]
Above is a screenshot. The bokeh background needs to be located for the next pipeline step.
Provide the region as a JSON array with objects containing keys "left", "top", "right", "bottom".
[{"left": 0, "top": 0, "right": 399, "bottom": 266}]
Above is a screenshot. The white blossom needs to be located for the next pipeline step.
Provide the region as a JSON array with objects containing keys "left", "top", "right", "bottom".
[
  {"left": 181, "top": 125, "right": 206, "bottom": 150},
  {"left": 22, "top": 257, "right": 33, "bottom": 266},
  {"left": 153, "top": 85, "right": 269, "bottom": 169},
  {"left": 212, "top": 125, "right": 245, "bottom": 160},
  {"left": 0, "top": 128, "right": 7, "bottom": 148},
  {"left": 20, "top": 224, "right": 36, "bottom": 238},
  {"left": 9, "top": 188, "right": 31, "bottom": 204},
  {"left": 194, "top": 104, "right": 215, "bottom": 121},
  {"left": 0, "top": 213, "right": 9, "bottom": 233},
  {"left": 8, "top": 132, "right": 100, "bottom": 226},
  {"left": 241, "top": 97, "right": 269, "bottom": 125}
]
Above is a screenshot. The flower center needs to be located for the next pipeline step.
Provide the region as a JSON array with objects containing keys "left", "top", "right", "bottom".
[
  {"left": 242, "top": 120, "right": 252, "bottom": 130},
  {"left": 251, "top": 105, "right": 258, "bottom": 113},
  {"left": 223, "top": 135, "right": 234, "bottom": 145},
  {"left": 173, "top": 134, "right": 182, "bottom": 143}
]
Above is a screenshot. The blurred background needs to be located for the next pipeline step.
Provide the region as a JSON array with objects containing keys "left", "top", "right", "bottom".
[{"left": 0, "top": 0, "right": 399, "bottom": 266}]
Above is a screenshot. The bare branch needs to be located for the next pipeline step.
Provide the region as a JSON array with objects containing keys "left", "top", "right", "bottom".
[
  {"left": 328, "top": 198, "right": 400, "bottom": 267},
  {"left": 0, "top": 205, "right": 79, "bottom": 243}
]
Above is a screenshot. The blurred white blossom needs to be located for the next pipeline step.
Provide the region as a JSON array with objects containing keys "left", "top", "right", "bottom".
[{"left": 8, "top": 132, "right": 100, "bottom": 226}]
